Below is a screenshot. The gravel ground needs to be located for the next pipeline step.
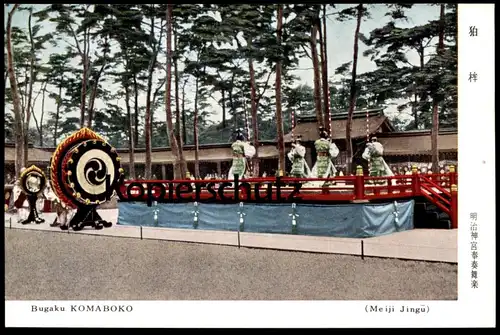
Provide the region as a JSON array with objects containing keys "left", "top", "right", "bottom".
[{"left": 5, "top": 229, "right": 457, "bottom": 300}]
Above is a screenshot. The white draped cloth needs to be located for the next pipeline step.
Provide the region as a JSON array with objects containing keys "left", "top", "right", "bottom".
[
  {"left": 43, "top": 183, "right": 74, "bottom": 226},
  {"left": 362, "top": 142, "right": 394, "bottom": 176},
  {"left": 12, "top": 183, "right": 29, "bottom": 223},
  {"left": 287, "top": 143, "right": 311, "bottom": 178}
]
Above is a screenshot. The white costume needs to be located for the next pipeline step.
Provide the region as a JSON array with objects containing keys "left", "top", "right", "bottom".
[
  {"left": 43, "top": 182, "right": 74, "bottom": 227},
  {"left": 227, "top": 140, "right": 256, "bottom": 181},
  {"left": 362, "top": 141, "right": 393, "bottom": 177},
  {"left": 12, "top": 180, "right": 29, "bottom": 223}
]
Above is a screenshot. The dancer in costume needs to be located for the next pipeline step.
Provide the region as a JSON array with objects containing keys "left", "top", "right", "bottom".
[
  {"left": 362, "top": 136, "right": 393, "bottom": 177},
  {"left": 227, "top": 128, "right": 256, "bottom": 181},
  {"left": 43, "top": 180, "right": 74, "bottom": 228},
  {"left": 12, "top": 176, "right": 29, "bottom": 224},
  {"left": 310, "top": 127, "right": 339, "bottom": 181},
  {"left": 287, "top": 135, "right": 311, "bottom": 178}
]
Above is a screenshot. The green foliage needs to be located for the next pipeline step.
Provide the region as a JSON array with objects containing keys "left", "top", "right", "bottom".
[{"left": 5, "top": 4, "right": 457, "bottom": 151}]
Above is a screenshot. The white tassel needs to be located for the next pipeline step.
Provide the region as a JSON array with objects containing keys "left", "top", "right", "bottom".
[
  {"left": 238, "top": 202, "right": 246, "bottom": 227},
  {"left": 153, "top": 201, "right": 159, "bottom": 225},
  {"left": 289, "top": 203, "right": 299, "bottom": 226},
  {"left": 192, "top": 201, "right": 199, "bottom": 223},
  {"left": 392, "top": 201, "right": 400, "bottom": 224}
]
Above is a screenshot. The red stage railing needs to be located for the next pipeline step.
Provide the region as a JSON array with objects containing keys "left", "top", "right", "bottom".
[{"left": 118, "top": 165, "right": 458, "bottom": 229}]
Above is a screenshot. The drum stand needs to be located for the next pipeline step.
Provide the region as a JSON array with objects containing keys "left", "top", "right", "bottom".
[
  {"left": 21, "top": 194, "right": 44, "bottom": 225},
  {"left": 60, "top": 205, "right": 112, "bottom": 231}
]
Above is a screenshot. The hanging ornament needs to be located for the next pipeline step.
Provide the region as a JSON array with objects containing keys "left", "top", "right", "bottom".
[
  {"left": 153, "top": 200, "right": 159, "bottom": 227},
  {"left": 191, "top": 201, "right": 199, "bottom": 229},
  {"left": 392, "top": 201, "right": 400, "bottom": 225},
  {"left": 237, "top": 202, "right": 246, "bottom": 232},
  {"left": 289, "top": 203, "right": 299, "bottom": 234}
]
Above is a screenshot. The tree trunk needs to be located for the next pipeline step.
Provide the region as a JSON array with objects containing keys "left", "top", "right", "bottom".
[
  {"left": 53, "top": 84, "right": 62, "bottom": 147},
  {"left": 416, "top": 45, "right": 426, "bottom": 129},
  {"left": 321, "top": 4, "right": 331, "bottom": 135},
  {"left": 39, "top": 81, "right": 48, "bottom": 146},
  {"left": 166, "top": 4, "right": 183, "bottom": 179},
  {"left": 6, "top": 4, "right": 25, "bottom": 176},
  {"left": 173, "top": 25, "right": 181, "bottom": 144},
  {"left": 310, "top": 22, "right": 323, "bottom": 130},
  {"left": 124, "top": 79, "right": 136, "bottom": 179},
  {"left": 194, "top": 77, "right": 200, "bottom": 179},
  {"left": 24, "top": 9, "right": 35, "bottom": 164},
  {"left": 248, "top": 37, "right": 259, "bottom": 177},
  {"left": 275, "top": 4, "right": 286, "bottom": 174},
  {"left": 80, "top": 29, "right": 88, "bottom": 128},
  {"left": 345, "top": 4, "right": 363, "bottom": 175},
  {"left": 221, "top": 89, "right": 226, "bottom": 128},
  {"left": 431, "top": 4, "right": 446, "bottom": 174},
  {"left": 86, "top": 68, "right": 104, "bottom": 129},
  {"left": 144, "top": 16, "right": 157, "bottom": 180},
  {"left": 181, "top": 78, "right": 187, "bottom": 144},
  {"left": 133, "top": 74, "right": 139, "bottom": 147},
  {"left": 87, "top": 46, "right": 108, "bottom": 129},
  {"left": 30, "top": 88, "right": 43, "bottom": 146},
  {"left": 412, "top": 82, "right": 418, "bottom": 129},
  {"left": 229, "top": 72, "right": 236, "bottom": 129},
  {"left": 173, "top": 24, "right": 187, "bottom": 175}
]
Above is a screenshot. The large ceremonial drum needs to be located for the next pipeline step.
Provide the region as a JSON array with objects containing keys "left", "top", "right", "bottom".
[
  {"left": 50, "top": 128, "right": 123, "bottom": 208},
  {"left": 20, "top": 165, "right": 46, "bottom": 196}
]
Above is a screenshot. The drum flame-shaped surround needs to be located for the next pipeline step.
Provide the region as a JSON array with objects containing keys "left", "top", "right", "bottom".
[{"left": 50, "top": 128, "right": 124, "bottom": 208}]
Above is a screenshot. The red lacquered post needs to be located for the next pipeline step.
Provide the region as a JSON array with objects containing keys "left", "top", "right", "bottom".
[
  {"left": 450, "top": 184, "right": 458, "bottom": 229},
  {"left": 449, "top": 165, "right": 457, "bottom": 186},
  {"left": 354, "top": 165, "right": 364, "bottom": 200},
  {"left": 411, "top": 165, "right": 420, "bottom": 196}
]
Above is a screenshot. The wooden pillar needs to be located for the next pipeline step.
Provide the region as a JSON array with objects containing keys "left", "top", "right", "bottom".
[
  {"left": 354, "top": 165, "right": 364, "bottom": 200},
  {"left": 450, "top": 184, "right": 458, "bottom": 229},
  {"left": 411, "top": 165, "right": 420, "bottom": 196},
  {"left": 448, "top": 164, "right": 457, "bottom": 185},
  {"left": 161, "top": 164, "right": 166, "bottom": 180},
  {"left": 217, "top": 161, "right": 222, "bottom": 177}
]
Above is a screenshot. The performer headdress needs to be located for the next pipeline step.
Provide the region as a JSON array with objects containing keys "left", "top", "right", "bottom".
[
  {"left": 233, "top": 128, "right": 246, "bottom": 141},
  {"left": 318, "top": 127, "right": 329, "bottom": 139}
]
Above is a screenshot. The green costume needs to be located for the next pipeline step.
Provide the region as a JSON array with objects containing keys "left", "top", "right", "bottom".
[
  {"left": 311, "top": 138, "right": 339, "bottom": 178},
  {"left": 231, "top": 141, "right": 246, "bottom": 177},
  {"left": 362, "top": 142, "right": 392, "bottom": 177},
  {"left": 288, "top": 142, "right": 310, "bottom": 178},
  {"left": 228, "top": 140, "right": 255, "bottom": 179}
]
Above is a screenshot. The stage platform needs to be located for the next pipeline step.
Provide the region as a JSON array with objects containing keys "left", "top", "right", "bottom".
[
  {"left": 117, "top": 200, "right": 415, "bottom": 238},
  {"left": 4, "top": 210, "right": 457, "bottom": 263}
]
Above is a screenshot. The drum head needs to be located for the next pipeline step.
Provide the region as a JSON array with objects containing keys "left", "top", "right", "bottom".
[{"left": 20, "top": 165, "right": 46, "bottom": 196}]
